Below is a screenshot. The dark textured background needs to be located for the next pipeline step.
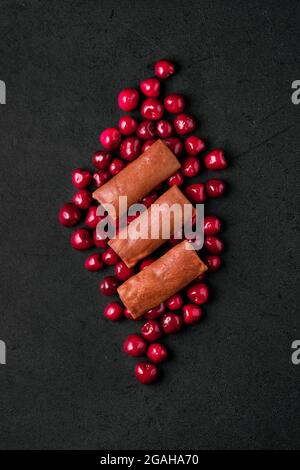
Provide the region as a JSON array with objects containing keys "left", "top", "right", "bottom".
[{"left": 0, "top": 0, "right": 299, "bottom": 450}]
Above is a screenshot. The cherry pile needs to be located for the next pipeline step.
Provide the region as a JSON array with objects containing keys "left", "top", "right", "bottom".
[{"left": 59, "top": 59, "right": 228, "bottom": 385}]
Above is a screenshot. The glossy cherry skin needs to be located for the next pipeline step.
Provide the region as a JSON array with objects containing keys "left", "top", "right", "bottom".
[
  {"left": 92, "top": 150, "right": 112, "bottom": 170},
  {"left": 93, "top": 230, "right": 108, "bottom": 248},
  {"left": 164, "top": 94, "right": 186, "bottom": 114},
  {"left": 185, "top": 136, "right": 206, "bottom": 156},
  {"left": 84, "top": 253, "right": 104, "bottom": 272},
  {"left": 72, "top": 189, "right": 92, "bottom": 210},
  {"left": 120, "top": 136, "right": 141, "bottom": 161},
  {"left": 71, "top": 169, "right": 92, "bottom": 189},
  {"left": 115, "top": 261, "right": 135, "bottom": 281},
  {"left": 165, "top": 293, "right": 183, "bottom": 311},
  {"left": 93, "top": 170, "right": 110, "bottom": 188},
  {"left": 99, "top": 276, "right": 119, "bottom": 296},
  {"left": 137, "top": 121, "right": 156, "bottom": 140},
  {"left": 147, "top": 343, "right": 168, "bottom": 363},
  {"left": 118, "top": 88, "right": 140, "bottom": 112},
  {"left": 185, "top": 183, "right": 206, "bottom": 203},
  {"left": 140, "top": 77, "right": 160, "bottom": 97},
  {"left": 144, "top": 302, "right": 165, "bottom": 320},
  {"left": 135, "top": 362, "right": 158, "bottom": 384},
  {"left": 204, "top": 148, "right": 227, "bottom": 170},
  {"left": 174, "top": 113, "right": 196, "bottom": 135},
  {"left": 167, "top": 171, "right": 184, "bottom": 187},
  {"left": 141, "top": 139, "right": 157, "bottom": 153},
  {"left": 206, "top": 179, "right": 226, "bottom": 198},
  {"left": 140, "top": 257, "right": 155, "bottom": 270},
  {"left": 154, "top": 59, "right": 175, "bottom": 79},
  {"left": 102, "top": 247, "right": 119, "bottom": 266},
  {"left": 161, "top": 313, "right": 183, "bottom": 334},
  {"left": 123, "top": 308, "right": 138, "bottom": 321},
  {"left": 183, "top": 304, "right": 203, "bottom": 324},
  {"left": 163, "top": 137, "right": 183, "bottom": 157},
  {"left": 59, "top": 203, "right": 81, "bottom": 227},
  {"left": 123, "top": 334, "right": 147, "bottom": 357},
  {"left": 204, "top": 235, "right": 224, "bottom": 254},
  {"left": 100, "top": 127, "right": 121, "bottom": 150},
  {"left": 70, "top": 228, "right": 93, "bottom": 250},
  {"left": 205, "top": 255, "right": 222, "bottom": 272},
  {"left": 203, "top": 216, "right": 221, "bottom": 235},
  {"left": 104, "top": 301, "right": 123, "bottom": 321},
  {"left": 186, "top": 282, "right": 209, "bottom": 304},
  {"left": 141, "top": 320, "right": 163, "bottom": 342},
  {"left": 118, "top": 115, "right": 138, "bottom": 135},
  {"left": 109, "top": 158, "right": 126, "bottom": 176},
  {"left": 85, "top": 205, "right": 101, "bottom": 229},
  {"left": 181, "top": 156, "right": 201, "bottom": 177},
  {"left": 140, "top": 192, "right": 157, "bottom": 208},
  {"left": 156, "top": 120, "right": 173, "bottom": 138},
  {"left": 141, "top": 98, "right": 164, "bottom": 121}
]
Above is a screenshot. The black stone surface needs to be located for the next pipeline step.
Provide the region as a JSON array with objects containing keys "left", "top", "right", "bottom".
[{"left": 0, "top": 0, "right": 299, "bottom": 450}]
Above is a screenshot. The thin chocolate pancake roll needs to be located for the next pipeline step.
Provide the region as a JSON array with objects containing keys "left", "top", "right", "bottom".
[
  {"left": 92, "top": 140, "right": 180, "bottom": 219},
  {"left": 117, "top": 240, "right": 207, "bottom": 319}
]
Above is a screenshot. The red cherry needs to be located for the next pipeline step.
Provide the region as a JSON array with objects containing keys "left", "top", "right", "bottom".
[
  {"left": 205, "top": 255, "right": 222, "bottom": 272},
  {"left": 183, "top": 304, "right": 203, "bottom": 324},
  {"left": 135, "top": 362, "right": 158, "bottom": 384},
  {"left": 164, "top": 94, "right": 186, "bottom": 114},
  {"left": 147, "top": 343, "right": 168, "bottom": 363},
  {"left": 100, "top": 127, "right": 121, "bottom": 150},
  {"left": 137, "top": 121, "right": 156, "bottom": 140},
  {"left": 104, "top": 301, "right": 123, "bottom": 321},
  {"left": 185, "top": 136, "right": 206, "bottom": 156},
  {"left": 93, "top": 170, "right": 110, "bottom": 188},
  {"left": 70, "top": 228, "right": 93, "bottom": 250},
  {"left": 140, "top": 192, "right": 157, "bottom": 208},
  {"left": 204, "top": 216, "right": 222, "bottom": 235},
  {"left": 115, "top": 261, "right": 135, "bottom": 281},
  {"left": 141, "top": 139, "right": 157, "bottom": 153},
  {"left": 181, "top": 156, "right": 201, "bottom": 177},
  {"left": 165, "top": 293, "right": 183, "bottom": 311},
  {"left": 186, "top": 282, "right": 209, "bottom": 304},
  {"left": 185, "top": 183, "right": 206, "bottom": 203},
  {"left": 163, "top": 137, "right": 183, "bottom": 157},
  {"left": 141, "top": 320, "right": 162, "bottom": 342},
  {"left": 123, "top": 334, "right": 147, "bottom": 357},
  {"left": 174, "top": 113, "right": 196, "bottom": 135},
  {"left": 141, "top": 98, "right": 164, "bottom": 120},
  {"left": 206, "top": 179, "right": 226, "bottom": 198},
  {"left": 72, "top": 189, "right": 92, "bottom": 209},
  {"left": 109, "top": 158, "right": 126, "bottom": 176},
  {"left": 167, "top": 171, "right": 184, "bottom": 187},
  {"left": 204, "top": 235, "right": 224, "bottom": 254},
  {"left": 120, "top": 136, "right": 141, "bottom": 161},
  {"left": 85, "top": 205, "right": 101, "bottom": 229},
  {"left": 102, "top": 248, "right": 119, "bottom": 266},
  {"left": 140, "top": 257, "right": 155, "bottom": 270},
  {"left": 99, "top": 276, "right": 119, "bottom": 296},
  {"left": 204, "top": 148, "right": 227, "bottom": 170},
  {"left": 59, "top": 203, "right": 81, "bottom": 227},
  {"left": 156, "top": 120, "right": 173, "bottom": 138},
  {"left": 161, "top": 313, "right": 183, "bottom": 334},
  {"left": 92, "top": 150, "right": 112, "bottom": 170},
  {"left": 93, "top": 230, "right": 108, "bottom": 248},
  {"left": 123, "top": 308, "right": 136, "bottom": 320},
  {"left": 118, "top": 115, "right": 138, "bottom": 135},
  {"left": 118, "top": 88, "right": 139, "bottom": 112},
  {"left": 84, "top": 253, "right": 104, "bottom": 272},
  {"left": 140, "top": 78, "right": 160, "bottom": 97},
  {"left": 154, "top": 59, "right": 175, "bottom": 79},
  {"left": 144, "top": 302, "right": 165, "bottom": 320},
  {"left": 71, "top": 169, "right": 92, "bottom": 189}
]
